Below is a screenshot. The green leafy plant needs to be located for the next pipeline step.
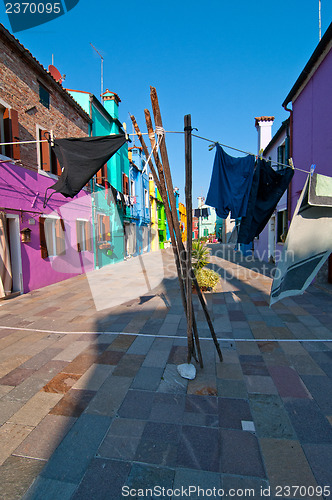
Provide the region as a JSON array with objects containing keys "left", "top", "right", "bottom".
[
  {"left": 192, "top": 241, "right": 210, "bottom": 271},
  {"left": 195, "top": 268, "right": 220, "bottom": 291}
]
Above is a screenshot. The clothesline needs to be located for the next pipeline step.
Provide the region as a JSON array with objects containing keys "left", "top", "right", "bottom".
[
  {"left": 130, "top": 130, "right": 311, "bottom": 175},
  {"left": 191, "top": 133, "right": 311, "bottom": 174},
  {"left": 1, "top": 131, "right": 310, "bottom": 174}
]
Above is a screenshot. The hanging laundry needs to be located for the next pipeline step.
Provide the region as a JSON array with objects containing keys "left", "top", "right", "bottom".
[
  {"left": 206, "top": 144, "right": 255, "bottom": 219},
  {"left": 270, "top": 173, "right": 332, "bottom": 305},
  {"left": 194, "top": 207, "right": 210, "bottom": 218},
  {"left": 237, "top": 159, "right": 294, "bottom": 244},
  {"left": 49, "top": 134, "right": 126, "bottom": 198},
  {"left": 108, "top": 185, "right": 118, "bottom": 206}
]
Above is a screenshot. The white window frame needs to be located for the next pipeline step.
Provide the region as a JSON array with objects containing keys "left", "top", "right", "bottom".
[
  {"left": 77, "top": 218, "right": 89, "bottom": 252},
  {"left": 41, "top": 214, "right": 60, "bottom": 257}
]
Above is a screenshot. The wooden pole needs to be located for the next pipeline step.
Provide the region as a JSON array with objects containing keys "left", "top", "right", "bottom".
[
  {"left": 145, "top": 110, "right": 202, "bottom": 366},
  {"left": 150, "top": 86, "right": 223, "bottom": 362},
  {"left": 185, "top": 114, "right": 193, "bottom": 364},
  {"left": 130, "top": 114, "right": 200, "bottom": 364}
]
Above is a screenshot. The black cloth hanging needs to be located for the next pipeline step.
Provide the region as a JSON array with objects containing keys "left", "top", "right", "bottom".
[
  {"left": 194, "top": 208, "right": 209, "bottom": 218},
  {"left": 49, "top": 135, "right": 126, "bottom": 198},
  {"left": 237, "top": 159, "right": 294, "bottom": 244}
]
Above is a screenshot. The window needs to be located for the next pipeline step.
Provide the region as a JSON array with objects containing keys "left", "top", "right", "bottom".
[
  {"left": 96, "top": 163, "right": 107, "bottom": 186},
  {"left": 97, "top": 214, "right": 111, "bottom": 242},
  {"left": 39, "top": 84, "right": 50, "bottom": 109},
  {"left": 39, "top": 216, "right": 65, "bottom": 258},
  {"left": 39, "top": 129, "right": 61, "bottom": 175},
  {"left": 144, "top": 189, "right": 149, "bottom": 208},
  {"left": 122, "top": 173, "right": 129, "bottom": 195},
  {"left": 76, "top": 220, "right": 91, "bottom": 252},
  {"left": 0, "top": 105, "right": 20, "bottom": 159},
  {"left": 277, "top": 210, "right": 288, "bottom": 243}
]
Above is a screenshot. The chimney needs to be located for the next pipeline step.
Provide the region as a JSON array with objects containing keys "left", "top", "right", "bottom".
[
  {"left": 101, "top": 89, "right": 121, "bottom": 120},
  {"left": 255, "top": 116, "right": 274, "bottom": 153}
]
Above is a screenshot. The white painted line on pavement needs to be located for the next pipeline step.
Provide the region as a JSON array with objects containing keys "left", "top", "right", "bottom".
[{"left": 0, "top": 325, "right": 331, "bottom": 342}]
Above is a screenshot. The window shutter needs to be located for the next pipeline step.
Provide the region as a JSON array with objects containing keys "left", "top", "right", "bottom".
[
  {"left": 39, "top": 217, "right": 48, "bottom": 259},
  {"left": 96, "top": 167, "right": 103, "bottom": 185},
  {"left": 104, "top": 216, "right": 111, "bottom": 241},
  {"left": 40, "top": 130, "right": 51, "bottom": 172},
  {"left": 102, "top": 163, "right": 107, "bottom": 186},
  {"left": 277, "top": 146, "right": 283, "bottom": 166},
  {"left": 86, "top": 222, "right": 92, "bottom": 251},
  {"left": 51, "top": 148, "right": 61, "bottom": 176},
  {"left": 76, "top": 220, "right": 81, "bottom": 252},
  {"left": 10, "top": 109, "right": 20, "bottom": 160},
  {"left": 3, "top": 109, "right": 12, "bottom": 158},
  {"left": 55, "top": 219, "right": 66, "bottom": 255}
]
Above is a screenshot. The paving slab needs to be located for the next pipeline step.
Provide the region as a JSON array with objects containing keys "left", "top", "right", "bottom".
[
  {"left": 0, "top": 455, "right": 45, "bottom": 500},
  {"left": 260, "top": 438, "right": 320, "bottom": 494},
  {"left": 13, "top": 414, "right": 77, "bottom": 460}
]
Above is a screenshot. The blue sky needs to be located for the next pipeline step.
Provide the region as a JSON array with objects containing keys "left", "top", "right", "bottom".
[{"left": 1, "top": 0, "right": 332, "bottom": 205}]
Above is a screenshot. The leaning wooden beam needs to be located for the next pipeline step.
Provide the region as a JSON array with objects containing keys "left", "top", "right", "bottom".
[
  {"left": 145, "top": 109, "right": 203, "bottom": 367},
  {"left": 130, "top": 114, "right": 200, "bottom": 365},
  {"left": 150, "top": 86, "right": 223, "bottom": 363}
]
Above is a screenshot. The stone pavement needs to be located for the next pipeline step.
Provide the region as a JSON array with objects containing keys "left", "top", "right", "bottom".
[{"left": 0, "top": 245, "right": 331, "bottom": 499}]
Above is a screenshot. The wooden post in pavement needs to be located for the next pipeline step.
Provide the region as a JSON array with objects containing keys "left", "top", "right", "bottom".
[
  {"left": 145, "top": 109, "right": 202, "bottom": 367},
  {"left": 185, "top": 114, "right": 193, "bottom": 364},
  {"left": 150, "top": 86, "right": 223, "bottom": 363},
  {"left": 129, "top": 114, "right": 201, "bottom": 365}
]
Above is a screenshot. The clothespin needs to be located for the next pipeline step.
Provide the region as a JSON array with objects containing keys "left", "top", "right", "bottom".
[
  {"left": 258, "top": 148, "right": 264, "bottom": 159},
  {"left": 288, "top": 158, "right": 294, "bottom": 169},
  {"left": 208, "top": 143, "right": 217, "bottom": 151},
  {"left": 310, "top": 164, "right": 316, "bottom": 176}
]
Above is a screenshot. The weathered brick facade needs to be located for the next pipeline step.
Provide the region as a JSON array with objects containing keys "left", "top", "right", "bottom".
[{"left": 0, "top": 23, "right": 91, "bottom": 170}]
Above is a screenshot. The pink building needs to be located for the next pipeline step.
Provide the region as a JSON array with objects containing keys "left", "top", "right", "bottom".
[{"left": 0, "top": 24, "right": 94, "bottom": 297}]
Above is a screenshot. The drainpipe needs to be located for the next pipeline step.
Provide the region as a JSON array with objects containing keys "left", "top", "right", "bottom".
[
  {"left": 282, "top": 103, "right": 293, "bottom": 222},
  {"left": 89, "top": 94, "right": 99, "bottom": 269}
]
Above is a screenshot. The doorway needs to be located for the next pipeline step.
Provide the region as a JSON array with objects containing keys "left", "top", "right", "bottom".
[{"left": 5, "top": 214, "right": 23, "bottom": 294}]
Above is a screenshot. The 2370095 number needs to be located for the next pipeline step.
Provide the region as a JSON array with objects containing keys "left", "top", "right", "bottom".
[
  {"left": 5, "top": 3, "right": 61, "bottom": 14},
  {"left": 275, "top": 485, "right": 331, "bottom": 497}
]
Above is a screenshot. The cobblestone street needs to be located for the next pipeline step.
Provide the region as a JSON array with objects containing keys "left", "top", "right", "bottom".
[{"left": 0, "top": 245, "right": 331, "bottom": 499}]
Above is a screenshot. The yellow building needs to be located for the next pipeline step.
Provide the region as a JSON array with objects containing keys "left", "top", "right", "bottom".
[
  {"left": 149, "top": 175, "right": 159, "bottom": 251},
  {"left": 178, "top": 202, "right": 187, "bottom": 242}
]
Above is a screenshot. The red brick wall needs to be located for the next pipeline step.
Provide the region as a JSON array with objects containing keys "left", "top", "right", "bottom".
[{"left": 0, "top": 33, "right": 90, "bottom": 170}]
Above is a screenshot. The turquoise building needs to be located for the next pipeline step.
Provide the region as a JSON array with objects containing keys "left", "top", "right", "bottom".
[
  {"left": 127, "top": 146, "right": 150, "bottom": 256},
  {"left": 68, "top": 89, "right": 129, "bottom": 268}
]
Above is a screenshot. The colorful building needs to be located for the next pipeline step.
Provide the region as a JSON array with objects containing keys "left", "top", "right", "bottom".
[
  {"left": 128, "top": 146, "right": 150, "bottom": 256},
  {"left": 178, "top": 202, "right": 187, "bottom": 242},
  {"left": 196, "top": 197, "right": 216, "bottom": 239},
  {"left": 149, "top": 174, "right": 159, "bottom": 251},
  {"left": 0, "top": 25, "right": 93, "bottom": 296},
  {"left": 157, "top": 188, "right": 167, "bottom": 249},
  {"left": 67, "top": 88, "right": 130, "bottom": 268}
]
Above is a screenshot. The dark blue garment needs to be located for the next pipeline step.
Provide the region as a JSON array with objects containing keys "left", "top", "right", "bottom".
[
  {"left": 237, "top": 159, "right": 294, "bottom": 244},
  {"left": 205, "top": 144, "right": 255, "bottom": 219}
]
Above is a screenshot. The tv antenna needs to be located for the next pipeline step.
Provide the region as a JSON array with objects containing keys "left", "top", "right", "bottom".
[{"left": 90, "top": 43, "right": 104, "bottom": 96}]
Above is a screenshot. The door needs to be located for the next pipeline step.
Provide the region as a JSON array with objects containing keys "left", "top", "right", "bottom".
[
  {"left": 268, "top": 215, "right": 276, "bottom": 263},
  {"left": 5, "top": 214, "right": 23, "bottom": 294}
]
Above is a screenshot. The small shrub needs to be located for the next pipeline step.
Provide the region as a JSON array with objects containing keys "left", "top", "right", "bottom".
[
  {"left": 192, "top": 241, "right": 210, "bottom": 272},
  {"left": 194, "top": 267, "right": 219, "bottom": 291}
]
